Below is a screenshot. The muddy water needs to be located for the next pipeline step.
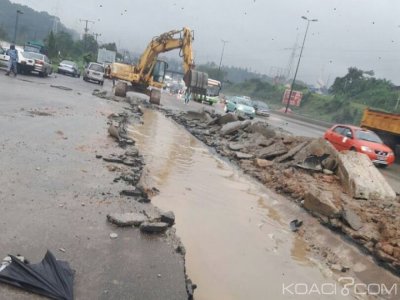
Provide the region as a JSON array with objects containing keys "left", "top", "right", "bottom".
[{"left": 128, "top": 110, "right": 352, "bottom": 300}]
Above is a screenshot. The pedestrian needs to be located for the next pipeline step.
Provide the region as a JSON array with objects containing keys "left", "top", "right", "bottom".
[
  {"left": 184, "top": 88, "right": 191, "bottom": 104},
  {"left": 5, "top": 45, "right": 18, "bottom": 77}
]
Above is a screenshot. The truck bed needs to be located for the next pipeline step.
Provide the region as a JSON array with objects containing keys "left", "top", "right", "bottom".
[{"left": 361, "top": 108, "right": 400, "bottom": 135}]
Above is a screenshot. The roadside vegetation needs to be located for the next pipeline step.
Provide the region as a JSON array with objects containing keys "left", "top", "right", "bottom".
[{"left": 209, "top": 64, "right": 400, "bottom": 125}]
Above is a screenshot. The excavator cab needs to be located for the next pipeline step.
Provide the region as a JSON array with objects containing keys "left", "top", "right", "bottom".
[{"left": 152, "top": 60, "right": 168, "bottom": 83}]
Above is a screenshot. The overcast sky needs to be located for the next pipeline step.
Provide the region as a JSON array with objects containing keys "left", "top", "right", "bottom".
[{"left": 11, "top": 0, "right": 400, "bottom": 85}]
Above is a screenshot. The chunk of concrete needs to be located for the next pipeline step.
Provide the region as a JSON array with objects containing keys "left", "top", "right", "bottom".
[
  {"left": 304, "top": 187, "right": 341, "bottom": 217},
  {"left": 161, "top": 211, "right": 175, "bottom": 226},
  {"left": 336, "top": 151, "right": 396, "bottom": 201},
  {"left": 247, "top": 122, "right": 276, "bottom": 138},
  {"left": 107, "top": 212, "right": 147, "bottom": 227},
  {"left": 183, "top": 109, "right": 212, "bottom": 122},
  {"left": 140, "top": 222, "right": 169, "bottom": 234},
  {"left": 256, "top": 141, "right": 288, "bottom": 159},
  {"left": 216, "top": 113, "right": 238, "bottom": 125},
  {"left": 294, "top": 138, "right": 339, "bottom": 164},
  {"left": 342, "top": 207, "right": 363, "bottom": 231},
  {"left": 228, "top": 142, "right": 245, "bottom": 151},
  {"left": 235, "top": 152, "right": 255, "bottom": 159},
  {"left": 220, "top": 120, "right": 250, "bottom": 136},
  {"left": 254, "top": 158, "right": 274, "bottom": 168},
  {"left": 275, "top": 141, "right": 309, "bottom": 163}
]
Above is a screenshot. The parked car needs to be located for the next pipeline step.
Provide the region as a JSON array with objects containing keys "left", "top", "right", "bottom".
[
  {"left": 17, "top": 51, "right": 36, "bottom": 74},
  {"left": 324, "top": 124, "right": 395, "bottom": 167},
  {"left": 0, "top": 46, "right": 9, "bottom": 69},
  {"left": 253, "top": 101, "right": 270, "bottom": 117},
  {"left": 83, "top": 62, "right": 104, "bottom": 85},
  {"left": 57, "top": 60, "right": 80, "bottom": 77},
  {"left": 224, "top": 96, "right": 256, "bottom": 119},
  {"left": 22, "top": 52, "right": 52, "bottom": 77}
]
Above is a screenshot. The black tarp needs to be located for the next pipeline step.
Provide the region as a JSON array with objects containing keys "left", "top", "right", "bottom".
[{"left": 0, "top": 250, "right": 74, "bottom": 300}]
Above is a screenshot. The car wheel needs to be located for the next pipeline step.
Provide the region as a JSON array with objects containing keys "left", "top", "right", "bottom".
[
  {"left": 350, "top": 147, "right": 357, "bottom": 151},
  {"left": 83, "top": 76, "right": 87, "bottom": 81}
]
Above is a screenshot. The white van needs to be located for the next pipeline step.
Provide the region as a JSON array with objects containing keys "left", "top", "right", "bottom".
[{"left": 83, "top": 62, "right": 105, "bottom": 85}]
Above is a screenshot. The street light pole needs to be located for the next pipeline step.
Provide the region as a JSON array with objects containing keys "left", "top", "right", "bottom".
[
  {"left": 218, "top": 39, "right": 228, "bottom": 79},
  {"left": 284, "top": 16, "right": 317, "bottom": 113},
  {"left": 13, "top": 10, "right": 23, "bottom": 44}
]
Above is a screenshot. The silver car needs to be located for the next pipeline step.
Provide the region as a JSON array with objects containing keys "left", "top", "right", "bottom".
[
  {"left": 83, "top": 62, "right": 104, "bottom": 85},
  {"left": 58, "top": 60, "right": 80, "bottom": 78},
  {"left": 23, "top": 52, "right": 52, "bottom": 77}
]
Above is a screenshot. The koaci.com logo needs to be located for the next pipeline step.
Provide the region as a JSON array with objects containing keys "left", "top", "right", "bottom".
[{"left": 282, "top": 277, "right": 398, "bottom": 296}]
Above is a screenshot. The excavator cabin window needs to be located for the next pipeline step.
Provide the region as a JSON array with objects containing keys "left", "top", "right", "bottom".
[{"left": 152, "top": 60, "right": 168, "bottom": 83}]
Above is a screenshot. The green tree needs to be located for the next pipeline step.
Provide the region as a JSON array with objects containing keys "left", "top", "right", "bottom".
[
  {"left": 83, "top": 34, "right": 98, "bottom": 54},
  {"left": 46, "top": 31, "right": 57, "bottom": 59},
  {"left": 101, "top": 42, "right": 117, "bottom": 52},
  {"left": 197, "top": 62, "right": 227, "bottom": 81},
  {"left": 55, "top": 31, "right": 74, "bottom": 57}
]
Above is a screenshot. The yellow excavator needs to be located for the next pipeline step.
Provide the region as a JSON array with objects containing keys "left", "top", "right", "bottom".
[{"left": 110, "top": 27, "right": 208, "bottom": 104}]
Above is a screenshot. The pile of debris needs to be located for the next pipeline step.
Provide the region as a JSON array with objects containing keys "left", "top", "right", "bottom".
[{"left": 164, "top": 108, "right": 400, "bottom": 273}]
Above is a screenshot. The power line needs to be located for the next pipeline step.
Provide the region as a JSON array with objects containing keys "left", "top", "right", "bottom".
[{"left": 79, "top": 19, "right": 95, "bottom": 35}]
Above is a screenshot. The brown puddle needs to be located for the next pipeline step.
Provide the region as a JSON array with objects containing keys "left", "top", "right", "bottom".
[{"left": 128, "top": 110, "right": 354, "bottom": 300}]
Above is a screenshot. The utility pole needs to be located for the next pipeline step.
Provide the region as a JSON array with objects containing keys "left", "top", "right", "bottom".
[
  {"left": 79, "top": 19, "right": 94, "bottom": 51},
  {"left": 218, "top": 39, "right": 229, "bottom": 80},
  {"left": 284, "top": 16, "right": 318, "bottom": 113},
  {"left": 13, "top": 10, "right": 23, "bottom": 44},
  {"left": 93, "top": 33, "right": 101, "bottom": 43}
]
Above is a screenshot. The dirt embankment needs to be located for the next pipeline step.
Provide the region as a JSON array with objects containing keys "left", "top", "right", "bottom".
[{"left": 160, "top": 106, "right": 400, "bottom": 274}]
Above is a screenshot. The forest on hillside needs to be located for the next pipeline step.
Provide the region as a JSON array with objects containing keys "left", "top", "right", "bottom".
[{"left": 0, "top": 0, "right": 75, "bottom": 43}]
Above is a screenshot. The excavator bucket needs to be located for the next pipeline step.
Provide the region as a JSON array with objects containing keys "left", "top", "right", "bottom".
[
  {"left": 184, "top": 70, "right": 208, "bottom": 93},
  {"left": 149, "top": 89, "right": 161, "bottom": 105}
]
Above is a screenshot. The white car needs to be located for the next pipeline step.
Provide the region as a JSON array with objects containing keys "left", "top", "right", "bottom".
[
  {"left": 83, "top": 62, "right": 104, "bottom": 85},
  {"left": 0, "top": 46, "right": 9, "bottom": 69},
  {"left": 17, "top": 51, "right": 36, "bottom": 74}
]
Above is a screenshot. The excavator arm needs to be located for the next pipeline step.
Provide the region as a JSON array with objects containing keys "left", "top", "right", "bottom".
[
  {"left": 111, "top": 27, "right": 207, "bottom": 104},
  {"left": 136, "top": 27, "right": 194, "bottom": 83}
]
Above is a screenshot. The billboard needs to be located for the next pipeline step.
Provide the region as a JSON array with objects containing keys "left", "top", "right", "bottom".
[
  {"left": 97, "top": 48, "right": 116, "bottom": 64},
  {"left": 282, "top": 89, "right": 303, "bottom": 107}
]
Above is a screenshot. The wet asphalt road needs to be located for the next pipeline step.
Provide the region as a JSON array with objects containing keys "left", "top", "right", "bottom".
[{"left": 0, "top": 72, "right": 187, "bottom": 299}]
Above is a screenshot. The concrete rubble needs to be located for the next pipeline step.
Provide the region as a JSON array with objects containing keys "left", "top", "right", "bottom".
[
  {"left": 107, "top": 212, "right": 148, "bottom": 227},
  {"left": 162, "top": 106, "right": 400, "bottom": 273}
]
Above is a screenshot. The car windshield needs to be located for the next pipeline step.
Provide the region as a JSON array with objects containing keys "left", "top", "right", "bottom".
[
  {"left": 61, "top": 60, "right": 74, "bottom": 65},
  {"left": 89, "top": 64, "right": 104, "bottom": 72},
  {"left": 236, "top": 98, "right": 253, "bottom": 106},
  {"left": 355, "top": 130, "right": 382, "bottom": 144},
  {"left": 23, "top": 52, "right": 43, "bottom": 60}
]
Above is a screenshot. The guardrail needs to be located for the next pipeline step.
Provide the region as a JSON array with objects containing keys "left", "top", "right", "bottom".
[{"left": 271, "top": 110, "right": 333, "bottom": 129}]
